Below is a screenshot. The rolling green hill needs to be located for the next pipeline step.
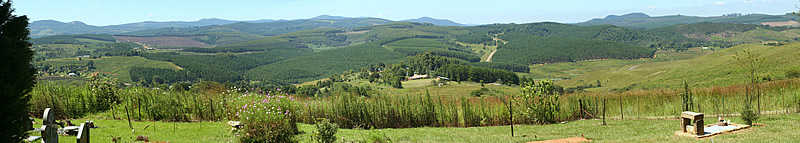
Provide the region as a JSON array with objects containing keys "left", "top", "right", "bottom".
[
  {"left": 36, "top": 19, "right": 798, "bottom": 87},
  {"left": 558, "top": 42, "right": 800, "bottom": 91},
  {"left": 40, "top": 56, "right": 181, "bottom": 82},
  {"left": 492, "top": 33, "right": 655, "bottom": 64},
  {"left": 243, "top": 22, "right": 464, "bottom": 85},
  {"left": 33, "top": 34, "right": 116, "bottom": 44},
  {"left": 123, "top": 18, "right": 394, "bottom": 37}
]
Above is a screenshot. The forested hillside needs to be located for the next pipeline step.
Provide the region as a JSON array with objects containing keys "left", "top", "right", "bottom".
[
  {"left": 34, "top": 17, "right": 795, "bottom": 87},
  {"left": 493, "top": 33, "right": 654, "bottom": 64}
]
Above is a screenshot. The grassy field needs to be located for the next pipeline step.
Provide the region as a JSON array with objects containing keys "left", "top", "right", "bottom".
[
  {"left": 458, "top": 42, "right": 496, "bottom": 62},
  {"left": 522, "top": 47, "right": 713, "bottom": 80},
  {"left": 42, "top": 56, "right": 182, "bottom": 82},
  {"left": 27, "top": 118, "right": 235, "bottom": 143},
  {"left": 28, "top": 113, "right": 800, "bottom": 143},
  {"left": 557, "top": 43, "right": 800, "bottom": 90},
  {"left": 326, "top": 78, "right": 521, "bottom": 99},
  {"left": 713, "top": 29, "right": 800, "bottom": 43}
]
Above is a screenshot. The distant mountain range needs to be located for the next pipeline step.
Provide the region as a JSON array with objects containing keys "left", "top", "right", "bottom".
[
  {"left": 31, "top": 13, "right": 795, "bottom": 38},
  {"left": 577, "top": 12, "right": 797, "bottom": 29},
  {"left": 29, "top": 15, "right": 468, "bottom": 38},
  {"left": 402, "top": 17, "right": 467, "bottom": 26},
  {"left": 29, "top": 18, "right": 290, "bottom": 38}
]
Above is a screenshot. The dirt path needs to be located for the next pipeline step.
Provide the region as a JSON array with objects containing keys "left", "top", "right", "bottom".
[
  {"left": 486, "top": 50, "right": 497, "bottom": 62},
  {"left": 628, "top": 65, "right": 639, "bottom": 70}
]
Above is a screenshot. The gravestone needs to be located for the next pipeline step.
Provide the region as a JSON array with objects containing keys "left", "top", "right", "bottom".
[
  {"left": 76, "top": 121, "right": 90, "bottom": 143},
  {"left": 41, "top": 108, "right": 58, "bottom": 143}
]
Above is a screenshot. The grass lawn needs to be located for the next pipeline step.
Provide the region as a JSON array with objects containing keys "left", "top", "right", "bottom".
[{"left": 29, "top": 113, "right": 800, "bottom": 142}]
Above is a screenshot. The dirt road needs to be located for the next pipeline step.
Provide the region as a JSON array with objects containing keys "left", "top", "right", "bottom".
[{"left": 486, "top": 50, "right": 497, "bottom": 62}]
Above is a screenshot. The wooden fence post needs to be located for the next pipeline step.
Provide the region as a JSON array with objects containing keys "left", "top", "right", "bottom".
[{"left": 619, "top": 96, "right": 624, "bottom": 119}]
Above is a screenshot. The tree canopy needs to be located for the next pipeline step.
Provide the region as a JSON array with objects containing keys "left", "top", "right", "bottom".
[{"left": 0, "top": 0, "right": 34, "bottom": 142}]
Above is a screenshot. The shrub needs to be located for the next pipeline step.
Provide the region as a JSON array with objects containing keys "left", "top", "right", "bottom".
[
  {"left": 365, "top": 129, "right": 391, "bottom": 143},
  {"left": 787, "top": 69, "right": 800, "bottom": 78},
  {"left": 519, "top": 79, "right": 561, "bottom": 124},
  {"left": 314, "top": 119, "right": 338, "bottom": 143},
  {"left": 229, "top": 91, "right": 300, "bottom": 143},
  {"left": 741, "top": 103, "right": 759, "bottom": 125},
  {"left": 470, "top": 88, "right": 489, "bottom": 97}
]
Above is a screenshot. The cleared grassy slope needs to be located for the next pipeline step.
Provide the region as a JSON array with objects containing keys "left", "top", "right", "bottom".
[
  {"left": 558, "top": 43, "right": 800, "bottom": 90},
  {"left": 43, "top": 56, "right": 181, "bottom": 82}
]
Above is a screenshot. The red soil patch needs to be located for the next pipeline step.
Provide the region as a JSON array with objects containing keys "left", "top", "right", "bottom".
[
  {"left": 114, "top": 36, "right": 209, "bottom": 47},
  {"left": 528, "top": 137, "right": 591, "bottom": 143}
]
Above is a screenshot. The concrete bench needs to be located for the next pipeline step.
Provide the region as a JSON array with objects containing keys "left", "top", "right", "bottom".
[{"left": 680, "top": 111, "right": 704, "bottom": 135}]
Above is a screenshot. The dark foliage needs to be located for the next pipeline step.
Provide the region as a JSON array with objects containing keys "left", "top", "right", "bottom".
[
  {"left": 0, "top": 1, "right": 34, "bottom": 141},
  {"left": 468, "top": 62, "right": 530, "bottom": 73},
  {"left": 433, "top": 64, "right": 519, "bottom": 85},
  {"left": 409, "top": 52, "right": 466, "bottom": 75},
  {"left": 140, "top": 48, "right": 312, "bottom": 83},
  {"left": 129, "top": 67, "right": 195, "bottom": 85},
  {"left": 493, "top": 33, "right": 654, "bottom": 64},
  {"left": 32, "top": 34, "right": 115, "bottom": 44}
]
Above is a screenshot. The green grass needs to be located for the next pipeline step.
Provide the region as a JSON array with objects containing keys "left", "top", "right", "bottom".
[
  {"left": 557, "top": 43, "right": 800, "bottom": 90},
  {"left": 75, "top": 38, "right": 116, "bottom": 44},
  {"left": 383, "top": 79, "right": 520, "bottom": 98},
  {"left": 457, "top": 42, "right": 495, "bottom": 62},
  {"left": 717, "top": 29, "right": 800, "bottom": 43},
  {"left": 31, "top": 113, "right": 800, "bottom": 142},
  {"left": 43, "top": 56, "right": 181, "bottom": 82},
  {"left": 522, "top": 47, "right": 712, "bottom": 80},
  {"left": 27, "top": 118, "right": 235, "bottom": 143},
  {"left": 34, "top": 44, "right": 102, "bottom": 59}
]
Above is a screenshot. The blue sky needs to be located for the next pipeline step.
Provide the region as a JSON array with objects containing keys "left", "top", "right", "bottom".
[{"left": 13, "top": 0, "right": 800, "bottom": 26}]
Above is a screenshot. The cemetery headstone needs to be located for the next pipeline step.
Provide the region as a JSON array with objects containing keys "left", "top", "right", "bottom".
[{"left": 77, "top": 121, "right": 90, "bottom": 143}]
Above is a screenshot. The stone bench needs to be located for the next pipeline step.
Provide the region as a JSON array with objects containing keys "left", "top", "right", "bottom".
[{"left": 680, "top": 111, "right": 704, "bottom": 135}]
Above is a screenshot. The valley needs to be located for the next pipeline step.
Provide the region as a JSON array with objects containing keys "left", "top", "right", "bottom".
[{"left": 12, "top": 2, "right": 800, "bottom": 141}]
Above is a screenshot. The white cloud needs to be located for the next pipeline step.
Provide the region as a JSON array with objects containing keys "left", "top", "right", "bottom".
[
  {"left": 648, "top": 6, "right": 657, "bottom": 9},
  {"left": 377, "top": 14, "right": 383, "bottom": 17},
  {"left": 743, "top": 0, "right": 756, "bottom": 3},
  {"left": 147, "top": 13, "right": 154, "bottom": 17},
  {"left": 714, "top": 1, "right": 726, "bottom": 5},
  {"left": 387, "top": 11, "right": 393, "bottom": 15}
]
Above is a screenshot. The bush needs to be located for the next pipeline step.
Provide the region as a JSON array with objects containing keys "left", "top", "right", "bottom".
[
  {"left": 365, "top": 129, "right": 391, "bottom": 143},
  {"left": 519, "top": 79, "right": 561, "bottom": 124},
  {"left": 740, "top": 103, "right": 759, "bottom": 125},
  {"left": 787, "top": 69, "right": 800, "bottom": 78},
  {"left": 470, "top": 88, "right": 489, "bottom": 97},
  {"left": 229, "top": 91, "right": 300, "bottom": 143},
  {"left": 314, "top": 119, "right": 338, "bottom": 143}
]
